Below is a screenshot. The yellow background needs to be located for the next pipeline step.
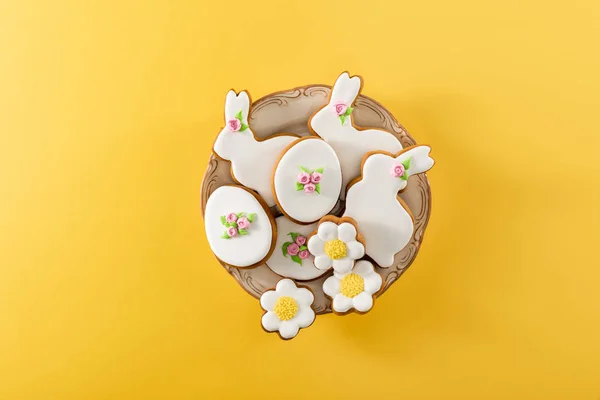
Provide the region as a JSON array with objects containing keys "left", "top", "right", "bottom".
[{"left": 1, "top": 0, "right": 599, "bottom": 398}]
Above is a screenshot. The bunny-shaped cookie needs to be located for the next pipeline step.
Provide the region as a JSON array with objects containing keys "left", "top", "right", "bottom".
[
  {"left": 213, "top": 90, "right": 298, "bottom": 207},
  {"left": 343, "top": 145, "right": 434, "bottom": 267},
  {"left": 309, "top": 72, "right": 403, "bottom": 198}
]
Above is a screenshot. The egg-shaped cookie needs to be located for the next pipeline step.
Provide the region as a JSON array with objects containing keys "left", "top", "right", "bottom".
[
  {"left": 265, "top": 216, "right": 330, "bottom": 281},
  {"left": 272, "top": 137, "right": 342, "bottom": 224},
  {"left": 204, "top": 185, "right": 276, "bottom": 268}
]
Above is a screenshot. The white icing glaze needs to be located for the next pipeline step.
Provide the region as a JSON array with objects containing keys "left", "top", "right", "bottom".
[
  {"left": 343, "top": 146, "right": 434, "bottom": 267},
  {"left": 260, "top": 279, "right": 315, "bottom": 339},
  {"left": 265, "top": 217, "right": 328, "bottom": 281},
  {"left": 213, "top": 90, "right": 297, "bottom": 207},
  {"left": 322, "top": 260, "right": 382, "bottom": 313},
  {"left": 204, "top": 185, "right": 274, "bottom": 267},
  {"left": 309, "top": 72, "right": 403, "bottom": 198},
  {"left": 307, "top": 221, "right": 365, "bottom": 274},
  {"left": 273, "top": 138, "right": 342, "bottom": 223}
]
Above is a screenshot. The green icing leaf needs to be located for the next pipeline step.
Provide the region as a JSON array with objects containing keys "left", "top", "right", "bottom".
[
  {"left": 220, "top": 216, "right": 226, "bottom": 225},
  {"left": 299, "top": 166, "right": 311, "bottom": 173},
  {"left": 247, "top": 213, "right": 256, "bottom": 223},
  {"left": 240, "top": 123, "right": 249, "bottom": 132},
  {"left": 229, "top": 222, "right": 238, "bottom": 228},
  {"left": 236, "top": 212, "right": 244, "bottom": 217},
  {"left": 282, "top": 242, "right": 292, "bottom": 257},
  {"left": 314, "top": 167, "right": 324, "bottom": 173},
  {"left": 315, "top": 183, "right": 321, "bottom": 194},
  {"left": 340, "top": 115, "right": 346, "bottom": 125},
  {"left": 235, "top": 110, "right": 243, "bottom": 121},
  {"left": 299, "top": 245, "right": 307, "bottom": 251},
  {"left": 400, "top": 174, "right": 408, "bottom": 181},
  {"left": 289, "top": 232, "right": 299, "bottom": 242},
  {"left": 291, "top": 255, "right": 302, "bottom": 265},
  {"left": 238, "top": 229, "right": 248, "bottom": 235},
  {"left": 344, "top": 106, "right": 354, "bottom": 116},
  {"left": 221, "top": 232, "right": 230, "bottom": 239},
  {"left": 401, "top": 156, "right": 412, "bottom": 170},
  {"left": 296, "top": 182, "right": 304, "bottom": 191}
]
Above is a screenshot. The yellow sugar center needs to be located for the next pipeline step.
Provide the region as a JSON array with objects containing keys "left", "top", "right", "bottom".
[
  {"left": 340, "top": 273, "right": 364, "bottom": 298},
  {"left": 274, "top": 296, "right": 298, "bottom": 321},
  {"left": 324, "top": 239, "right": 347, "bottom": 260}
]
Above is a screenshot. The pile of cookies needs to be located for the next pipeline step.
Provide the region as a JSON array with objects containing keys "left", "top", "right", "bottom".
[{"left": 202, "top": 72, "right": 434, "bottom": 340}]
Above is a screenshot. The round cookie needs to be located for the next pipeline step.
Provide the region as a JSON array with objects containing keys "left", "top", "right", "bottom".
[
  {"left": 265, "top": 216, "right": 329, "bottom": 281},
  {"left": 272, "top": 137, "right": 342, "bottom": 224},
  {"left": 204, "top": 185, "right": 276, "bottom": 268}
]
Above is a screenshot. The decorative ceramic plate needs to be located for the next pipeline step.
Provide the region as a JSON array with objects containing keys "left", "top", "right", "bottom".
[{"left": 201, "top": 83, "right": 432, "bottom": 316}]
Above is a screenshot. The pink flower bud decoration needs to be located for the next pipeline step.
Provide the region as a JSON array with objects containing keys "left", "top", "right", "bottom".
[
  {"left": 391, "top": 164, "right": 405, "bottom": 178},
  {"left": 295, "top": 235, "right": 306, "bottom": 246},
  {"left": 287, "top": 243, "right": 300, "bottom": 256},
  {"left": 227, "top": 227, "right": 238, "bottom": 237},
  {"left": 227, "top": 119, "right": 242, "bottom": 132},
  {"left": 303, "top": 183, "right": 316, "bottom": 193},
  {"left": 298, "top": 250, "right": 310, "bottom": 260},
  {"left": 226, "top": 213, "right": 238, "bottom": 223},
  {"left": 237, "top": 217, "right": 250, "bottom": 229},
  {"left": 310, "top": 172, "right": 322, "bottom": 183},
  {"left": 334, "top": 103, "right": 348, "bottom": 116},
  {"left": 297, "top": 172, "right": 311, "bottom": 185}
]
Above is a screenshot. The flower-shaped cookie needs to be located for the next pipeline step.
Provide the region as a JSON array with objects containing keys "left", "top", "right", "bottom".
[
  {"left": 323, "top": 260, "right": 382, "bottom": 313},
  {"left": 260, "top": 279, "right": 315, "bottom": 339},
  {"left": 307, "top": 219, "right": 365, "bottom": 273}
]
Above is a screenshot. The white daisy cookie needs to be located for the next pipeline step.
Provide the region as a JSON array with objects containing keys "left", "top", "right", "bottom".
[
  {"left": 307, "top": 217, "right": 365, "bottom": 273},
  {"left": 260, "top": 279, "right": 316, "bottom": 339},
  {"left": 323, "top": 260, "right": 383, "bottom": 314}
]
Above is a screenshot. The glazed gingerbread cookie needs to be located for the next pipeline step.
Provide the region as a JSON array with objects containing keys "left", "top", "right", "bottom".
[
  {"left": 309, "top": 72, "right": 403, "bottom": 198},
  {"left": 272, "top": 137, "right": 342, "bottom": 224},
  {"left": 343, "top": 145, "right": 434, "bottom": 267},
  {"left": 265, "top": 217, "right": 328, "bottom": 281},
  {"left": 323, "top": 260, "right": 383, "bottom": 314},
  {"left": 306, "top": 216, "right": 365, "bottom": 274},
  {"left": 213, "top": 90, "right": 298, "bottom": 207},
  {"left": 260, "top": 279, "right": 316, "bottom": 340},
  {"left": 204, "top": 185, "right": 276, "bottom": 268}
]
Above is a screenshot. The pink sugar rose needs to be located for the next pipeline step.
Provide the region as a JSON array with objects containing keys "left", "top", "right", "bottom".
[
  {"left": 287, "top": 243, "right": 300, "bottom": 256},
  {"left": 298, "top": 250, "right": 310, "bottom": 260},
  {"left": 310, "top": 172, "right": 322, "bottom": 183},
  {"left": 391, "top": 164, "right": 405, "bottom": 178},
  {"left": 303, "top": 183, "right": 316, "bottom": 193},
  {"left": 227, "top": 118, "right": 242, "bottom": 132},
  {"left": 334, "top": 103, "right": 348, "bottom": 116},
  {"left": 237, "top": 217, "right": 250, "bottom": 229},
  {"left": 226, "top": 213, "right": 238, "bottom": 223},
  {"left": 295, "top": 235, "right": 307, "bottom": 246},
  {"left": 297, "top": 172, "right": 311, "bottom": 185},
  {"left": 227, "top": 227, "right": 238, "bottom": 237}
]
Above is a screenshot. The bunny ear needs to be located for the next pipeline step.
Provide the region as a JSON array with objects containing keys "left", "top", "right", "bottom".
[
  {"left": 237, "top": 91, "right": 251, "bottom": 122},
  {"left": 224, "top": 90, "right": 238, "bottom": 122},
  {"left": 224, "top": 90, "right": 251, "bottom": 122},
  {"left": 395, "top": 146, "right": 434, "bottom": 176},
  {"left": 330, "top": 72, "right": 362, "bottom": 105}
]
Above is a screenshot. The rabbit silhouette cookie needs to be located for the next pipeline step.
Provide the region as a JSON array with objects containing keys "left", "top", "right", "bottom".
[
  {"left": 213, "top": 90, "right": 298, "bottom": 207},
  {"left": 309, "top": 72, "right": 403, "bottom": 198},
  {"left": 343, "top": 145, "right": 434, "bottom": 267}
]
